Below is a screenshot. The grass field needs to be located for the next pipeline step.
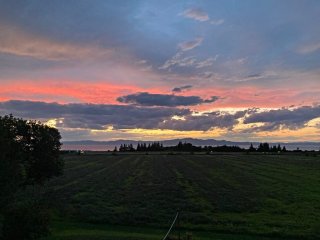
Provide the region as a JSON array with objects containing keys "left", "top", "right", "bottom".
[
  {"left": 44, "top": 220, "right": 286, "bottom": 240},
  {"left": 46, "top": 152, "right": 320, "bottom": 239}
]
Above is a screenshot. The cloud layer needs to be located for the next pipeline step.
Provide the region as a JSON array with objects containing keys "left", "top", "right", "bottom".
[
  {"left": 1, "top": 100, "right": 319, "bottom": 140},
  {"left": 0, "top": 100, "right": 241, "bottom": 131},
  {"left": 181, "top": 8, "right": 209, "bottom": 22},
  {"left": 178, "top": 37, "right": 203, "bottom": 51},
  {"left": 244, "top": 105, "right": 320, "bottom": 131},
  {"left": 0, "top": 100, "right": 189, "bottom": 130},
  {"left": 0, "top": 1, "right": 320, "bottom": 141},
  {"left": 0, "top": 22, "right": 112, "bottom": 61},
  {"left": 172, "top": 85, "right": 193, "bottom": 92},
  {"left": 117, "top": 92, "right": 219, "bottom": 106}
]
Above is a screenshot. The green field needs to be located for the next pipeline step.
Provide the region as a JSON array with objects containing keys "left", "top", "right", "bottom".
[{"left": 46, "top": 153, "right": 320, "bottom": 239}]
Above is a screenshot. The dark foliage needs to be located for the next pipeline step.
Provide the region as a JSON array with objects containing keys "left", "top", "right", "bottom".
[
  {"left": 116, "top": 141, "right": 290, "bottom": 153},
  {"left": 0, "top": 115, "right": 63, "bottom": 239},
  {"left": 257, "top": 142, "right": 270, "bottom": 152},
  {"left": 2, "top": 199, "right": 50, "bottom": 240}
]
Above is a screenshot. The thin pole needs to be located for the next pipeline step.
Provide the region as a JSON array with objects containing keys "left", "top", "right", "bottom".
[
  {"left": 177, "top": 210, "right": 181, "bottom": 240},
  {"left": 161, "top": 212, "right": 179, "bottom": 240}
]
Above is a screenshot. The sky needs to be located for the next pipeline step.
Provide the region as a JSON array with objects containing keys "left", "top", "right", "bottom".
[{"left": 0, "top": 0, "right": 320, "bottom": 142}]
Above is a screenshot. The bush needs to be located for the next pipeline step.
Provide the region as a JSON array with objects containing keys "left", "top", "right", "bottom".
[{"left": 2, "top": 200, "right": 50, "bottom": 240}]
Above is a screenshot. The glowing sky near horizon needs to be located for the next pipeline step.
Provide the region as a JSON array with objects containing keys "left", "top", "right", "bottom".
[{"left": 0, "top": 0, "right": 320, "bottom": 141}]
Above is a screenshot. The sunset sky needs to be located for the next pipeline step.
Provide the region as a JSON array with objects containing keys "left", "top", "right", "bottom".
[{"left": 0, "top": 0, "right": 320, "bottom": 142}]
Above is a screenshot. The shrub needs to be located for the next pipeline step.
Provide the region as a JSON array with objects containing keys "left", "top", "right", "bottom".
[{"left": 2, "top": 200, "right": 50, "bottom": 240}]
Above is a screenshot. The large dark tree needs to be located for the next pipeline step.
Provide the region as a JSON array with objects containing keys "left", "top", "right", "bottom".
[
  {"left": 0, "top": 115, "right": 63, "bottom": 239},
  {"left": 0, "top": 115, "right": 63, "bottom": 194}
]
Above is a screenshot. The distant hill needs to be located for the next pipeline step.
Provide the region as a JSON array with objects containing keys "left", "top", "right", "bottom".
[{"left": 62, "top": 138, "right": 320, "bottom": 151}]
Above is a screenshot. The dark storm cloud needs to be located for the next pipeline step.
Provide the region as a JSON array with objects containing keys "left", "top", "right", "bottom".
[
  {"left": 172, "top": 85, "right": 193, "bottom": 92},
  {"left": 243, "top": 105, "right": 320, "bottom": 131},
  {"left": 0, "top": 100, "right": 245, "bottom": 131},
  {"left": 1, "top": 101, "right": 318, "bottom": 134},
  {"left": 0, "top": 100, "right": 189, "bottom": 130},
  {"left": 117, "top": 92, "right": 219, "bottom": 106}
]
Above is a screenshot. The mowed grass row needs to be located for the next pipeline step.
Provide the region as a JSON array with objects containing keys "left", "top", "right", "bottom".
[
  {"left": 45, "top": 220, "right": 284, "bottom": 240},
  {"left": 47, "top": 153, "right": 320, "bottom": 239}
]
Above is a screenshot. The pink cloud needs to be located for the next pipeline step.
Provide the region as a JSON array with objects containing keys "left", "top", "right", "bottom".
[
  {"left": 1, "top": 79, "right": 319, "bottom": 110},
  {"left": 179, "top": 86, "right": 320, "bottom": 110},
  {"left": 0, "top": 80, "right": 169, "bottom": 104}
]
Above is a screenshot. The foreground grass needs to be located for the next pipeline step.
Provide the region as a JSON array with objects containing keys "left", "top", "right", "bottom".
[
  {"left": 47, "top": 152, "right": 320, "bottom": 239},
  {"left": 44, "top": 220, "right": 284, "bottom": 240}
]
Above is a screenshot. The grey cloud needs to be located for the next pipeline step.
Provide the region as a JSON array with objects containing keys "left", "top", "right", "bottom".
[
  {"left": 159, "top": 52, "right": 215, "bottom": 71},
  {"left": 0, "top": 21, "right": 112, "bottom": 61},
  {"left": 181, "top": 8, "right": 209, "bottom": 22},
  {"left": 117, "top": 92, "right": 219, "bottom": 107},
  {"left": 243, "top": 105, "right": 320, "bottom": 131},
  {"left": 200, "top": 71, "right": 214, "bottom": 79},
  {"left": 4, "top": 101, "right": 317, "bottom": 135},
  {"left": 172, "top": 85, "right": 193, "bottom": 92},
  {"left": 203, "top": 96, "right": 220, "bottom": 103},
  {"left": 243, "top": 123, "right": 286, "bottom": 133},
  {"left": 0, "top": 1, "right": 139, "bottom": 48},
  {"left": 0, "top": 100, "right": 189, "bottom": 130},
  {"left": 246, "top": 74, "right": 262, "bottom": 78},
  {"left": 159, "top": 111, "right": 244, "bottom": 131},
  {"left": 0, "top": 100, "right": 244, "bottom": 132},
  {"left": 178, "top": 37, "right": 203, "bottom": 51},
  {"left": 195, "top": 57, "right": 215, "bottom": 68},
  {"left": 159, "top": 52, "right": 196, "bottom": 70},
  {"left": 229, "top": 72, "right": 279, "bottom": 83}
]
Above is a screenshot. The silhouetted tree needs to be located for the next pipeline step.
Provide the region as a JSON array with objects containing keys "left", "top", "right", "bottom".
[
  {"left": 129, "top": 144, "right": 134, "bottom": 152},
  {"left": 258, "top": 142, "right": 270, "bottom": 152},
  {"left": 249, "top": 143, "right": 255, "bottom": 152},
  {"left": 0, "top": 115, "right": 63, "bottom": 239},
  {"left": 277, "top": 144, "right": 281, "bottom": 152},
  {"left": 136, "top": 143, "right": 141, "bottom": 151},
  {"left": 271, "top": 145, "right": 277, "bottom": 152}
]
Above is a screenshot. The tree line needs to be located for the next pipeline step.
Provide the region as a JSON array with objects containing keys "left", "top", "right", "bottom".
[{"left": 114, "top": 141, "right": 289, "bottom": 153}]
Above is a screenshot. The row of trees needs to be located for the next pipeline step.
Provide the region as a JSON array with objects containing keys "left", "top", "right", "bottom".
[
  {"left": 249, "top": 143, "right": 286, "bottom": 152},
  {"left": 116, "top": 141, "right": 198, "bottom": 152},
  {"left": 0, "top": 115, "right": 64, "bottom": 240},
  {"left": 114, "top": 141, "right": 288, "bottom": 153}
]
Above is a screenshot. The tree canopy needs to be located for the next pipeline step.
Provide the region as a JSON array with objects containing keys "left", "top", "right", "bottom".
[
  {"left": 0, "top": 115, "right": 64, "bottom": 239},
  {"left": 0, "top": 115, "right": 63, "bottom": 191}
]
